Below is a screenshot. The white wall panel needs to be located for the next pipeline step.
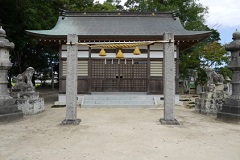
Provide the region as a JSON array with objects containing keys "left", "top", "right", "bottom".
[
  {"left": 61, "top": 51, "right": 89, "bottom": 58},
  {"left": 91, "top": 53, "right": 148, "bottom": 58},
  {"left": 150, "top": 43, "right": 176, "bottom": 50},
  {"left": 62, "top": 44, "right": 89, "bottom": 50},
  {"left": 150, "top": 51, "right": 177, "bottom": 58},
  {"left": 150, "top": 61, "right": 163, "bottom": 76},
  {"left": 62, "top": 61, "right": 88, "bottom": 76}
]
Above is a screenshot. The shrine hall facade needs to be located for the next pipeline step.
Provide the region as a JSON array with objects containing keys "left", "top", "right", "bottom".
[{"left": 27, "top": 11, "right": 211, "bottom": 98}]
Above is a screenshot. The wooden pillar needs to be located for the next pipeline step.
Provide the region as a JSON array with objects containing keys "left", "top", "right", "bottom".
[{"left": 147, "top": 45, "right": 151, "bottom": 93}]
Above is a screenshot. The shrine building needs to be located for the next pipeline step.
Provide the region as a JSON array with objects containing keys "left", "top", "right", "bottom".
[{"left": 26, "top": 11, "right": 211, "bottom": 104}]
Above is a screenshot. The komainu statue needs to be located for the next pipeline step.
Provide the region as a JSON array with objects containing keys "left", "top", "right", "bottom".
[
  {"left": 13, "top": 67, "right": 35, "bottom": 92},
  {"left": 195, "top": 68, "right": 228, "bottom": 115},
  {"left": 205, "top": 68, "right": 224, "bottom": 85},
  {"left": 11, "top": 67, "right": 44, "bottom": 115}
]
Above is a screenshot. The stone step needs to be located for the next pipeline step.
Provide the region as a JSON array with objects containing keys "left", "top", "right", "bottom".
[
  {"left": 81, "top": 104, "right": 156, "bottom": 108},
  {"left": 83, "top": 95, "right": 154, "bottom": 100},
  {"left": 83, "top": 100, "right": 155, "bottom": 105},
  {"left": 81, "top": 95, "right": 156, "bottom": 108}
]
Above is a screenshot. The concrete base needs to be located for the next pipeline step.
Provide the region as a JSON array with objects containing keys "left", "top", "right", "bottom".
[
  {"left": 160, "top": 118, "right": 180, "bottom": 125},
  {"left": 61, "top": 119, "right": 81, "bottom": 125}
]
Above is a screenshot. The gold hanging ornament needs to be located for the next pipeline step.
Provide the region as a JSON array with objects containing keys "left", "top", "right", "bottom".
[
  {"left": 133, "top": 46, "right": 141, "bottom": 55},
  {"left": 116, "top": 49, "right": 124, "bottom": 59},
  {"left": 99, "top": 48, "right": 106, "bottom": 56}
]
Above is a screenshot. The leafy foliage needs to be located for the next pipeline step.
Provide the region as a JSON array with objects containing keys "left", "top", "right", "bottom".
[
  {"left": 0, "top": 0, "right": 230, "bottom": 87},
  {"left": 123, "top": 0, "right": 228, "bottom": 82},
  {"left": 0, "top": 0, "right": 119, "bottom": 86},
  {"left": 124, "top": 0, "right": 208, "bottom": 30},
  {"left": 200, "top": 42, "right": 228, "bottom": 68}
]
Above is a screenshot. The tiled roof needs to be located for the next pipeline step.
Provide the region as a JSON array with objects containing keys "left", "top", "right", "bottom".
[{"left": 26, "top": 12, "right": 211, "bottom": 41}]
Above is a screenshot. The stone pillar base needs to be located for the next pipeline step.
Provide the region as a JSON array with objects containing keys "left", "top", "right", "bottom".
[
  {"left": 217, "top": 112, "right": 240, "bottom": 122},
  {"left": 160, "top": 118, "right": 180, "bottom": 125},
  {"left": 62, "top": 119, "right": 81, "bottom": 125},
  {"left": 217, "top": 98, "right": 240, "bottom": 122}
]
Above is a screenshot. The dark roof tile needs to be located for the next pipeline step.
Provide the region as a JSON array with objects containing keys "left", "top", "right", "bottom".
[{"left": 27, "top": 12, "right": 210, "bottom": 38}]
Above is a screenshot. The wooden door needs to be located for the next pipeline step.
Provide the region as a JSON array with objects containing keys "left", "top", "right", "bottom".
[{"left": 91, "top": 59, "right": 147, "bottom": 92}]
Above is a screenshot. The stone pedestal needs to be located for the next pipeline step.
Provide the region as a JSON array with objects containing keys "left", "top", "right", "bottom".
[
  {"left": 195, "top": 84, "right": 227, "bottom": 115},
  {"left": 217, "top": 31, "right": 240, "bottom": 122},
  {"left": 11, "top": 91, "right": 44, "bottom": 115},
  {"left": 0, "top": 26, "right": 23, "bottom": 122}
]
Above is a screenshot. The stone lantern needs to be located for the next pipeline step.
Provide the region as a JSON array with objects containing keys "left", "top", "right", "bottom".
[
  {"left": 0, "top": 26, "right": 23, "bottom": 122},
  {"left": 0, "top": 26, "right": 14, "bottom": 99},
  {"left": 217, "top": 30, "right": 240, "bottom": 121}
]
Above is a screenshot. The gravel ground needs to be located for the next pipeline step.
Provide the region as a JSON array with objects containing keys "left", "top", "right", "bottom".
[{"left": 0, "top": 90, "right": 239, "bottom": 160}]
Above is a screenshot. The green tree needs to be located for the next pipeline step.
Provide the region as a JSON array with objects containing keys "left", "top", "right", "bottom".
[
  {"left": 124, "top": 0, "right": 229, "bottom": 86},
  {"left": 180, "top": 41, "right": 229, "bottom": 85},
  {"left": 1, "top": 0, "right": 228, "bottom": 89},
  {"left": 98, "top": 0, "right": 124, "bottom": 11},
  {"left": 92, "top": 1, "right": 118, "bottom": 11},
  {"left": 0, "top": 0, "right": 122, "bottom": 87},
  {"left": 124, "top": 0, "right": 208, "bottom": 30},
  {"left": 0, "top": 0, "right": 63, "bottom": 86},
  {"left": 216, "top": 66, "right": 232, "bottom": 80},
  {"left": 200, "top": 41, "right": 228, "bottom": 68}
]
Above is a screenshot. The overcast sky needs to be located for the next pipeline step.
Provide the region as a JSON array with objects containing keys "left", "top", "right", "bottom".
[
  {"left": 96, "top": 0, "right": 240, "bottom": 44},
  {"left": 198, "top": 0, "right": 240, "bottom": 44}
]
